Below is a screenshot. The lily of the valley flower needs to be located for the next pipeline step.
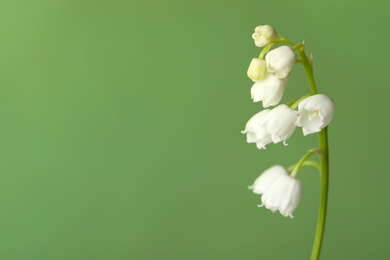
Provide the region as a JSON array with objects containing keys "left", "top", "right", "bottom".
[
  {"left": 252, "top": 25, "right": 277, "bottom": 47},
  {"left": 249, "top": 165, "right": 303, "bottom": 218},
  {"left": 241, "top": 109, "right": 272, "bottom": 149},
  {"left": 260, "top": 172, "right": 303, "bottom": 218},
  {"left": 296, "top": 94, "right": 335, "bottom": 136},
  {"left": 266, "top": 46, "right": 297, "bottom": 79},
  {"left": 251, "top": 74, "right": 287, "bottom": 108},
  {"left": 249, "top": 165, "right": 288, "bottom": 194},
  {"left": 247, "top": 58, "right": 267, "bottom": 81},
  {"left": 241, "top": 104, "right": 298, "bottom": 149}
]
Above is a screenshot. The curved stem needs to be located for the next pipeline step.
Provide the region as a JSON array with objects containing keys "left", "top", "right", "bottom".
[
  {"left": 311, "top": 127, "right": 329, "bottom": 260},
  {"left": 289, "top": 93, "right": 314, "bottom": 110},
  {"left": 276, "top": 35, "right": 295, "bottom": 46},
  {"left": 259, "top": 39, "right": 296, "bottom": 59},
  {"left": 303, "top": 160, "right": 321, "bottom": 171},
  {"left": 291, "top": 43, "right": 304, "bottom": 51},
  {"left": 290, "top": 150, "right": 316, "bottom": 178},
  {"left": 259, "top": 42, "right": 274, "bottom": 59},
  {"left": 287, "top": 160, "right": 321, "bottom": 173},
  {"left": 274, "top": 39, "right": 296, "bottom": 46}
]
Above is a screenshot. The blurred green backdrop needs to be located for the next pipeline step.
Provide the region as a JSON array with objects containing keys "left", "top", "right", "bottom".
[{"left": 0, "top": 0, "right": 389, "bottom": 259}]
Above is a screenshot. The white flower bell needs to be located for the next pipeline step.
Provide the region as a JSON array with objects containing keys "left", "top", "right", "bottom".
[
  {"left": 266, "top": 46, "right": 297, "bottom": 79},
  {"left": 249, "top": 165, "right": 288, "bottom": 194},
  {"left": 296, "top": 94, "right": 335, "bottom": 136},
  {"left": 241, "top": 109, "right": 272, "bottom": 149},
  {"left": 251, "top": 74, "right": 287, "bottom": 108},
  {"left": 264, "top": 105, "right": 298, "bottom": 146},
  {"left": 241, "top": 104, "right": 298, "bottom": 149},
  {"left": 260, "top": 174, "right": 303, "bottom": 218},
  {"left": 252, "top": 25, "right": 277, "bottom": 47}
]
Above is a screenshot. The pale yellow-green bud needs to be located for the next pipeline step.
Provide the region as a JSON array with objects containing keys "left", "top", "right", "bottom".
[
  {"left": 247, "top": 58, "right": 267, "bottom": 81},
  {"left": 252, "top": 25, "right": 277, "bottom": 47}
]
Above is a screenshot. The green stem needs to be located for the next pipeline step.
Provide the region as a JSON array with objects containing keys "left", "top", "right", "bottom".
[
  {"left": 290, "top": 150, "right": 315, "bottom": 178},
  {"left": 303, "top": 160, "right": 321, "bottom": 171},
  {"left": 297, "top": 44, "right": 329, "bottom": 260},
  {"left": 259, "top": 42, "right": 274, "bottom": 59},
  {"left": 276, "top": 35, "right": 295, "bottom": 46},
  {"left": 291, "top": 43, "right": 304, "bottom": 51},
  {"left": 265, "top": 34, "right": 329, "bottom": 258},
  {"left": 311, "top": 127, "right": 329, "bottom": 260},
  {"left": 287, "top": 160, "right": 321, "bottom": 173},
  {"left": 289, "top": 93, "right": 314, "bottom": 110},
  {"left": 259, "top": 39, "right": 296, "bottom": 60},
  {"left": 299, "top": 50, "right": 318, "bottom": 94}
]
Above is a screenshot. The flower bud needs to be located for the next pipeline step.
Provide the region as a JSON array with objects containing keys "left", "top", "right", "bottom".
[
  {"left": 252, "top": 25, "right": 277, "bottom": 47},
  {"left": 251, "top": 74, "right": 287, "bottom": 108},
  {"left": 247, "top": 58, "right": 267, "bottom": 81},
  {"left": 296, "top": 94, "right": 335, "bottom": 136},
  {"left": 266, "top": 46, "right": 297, "bottom": 79}
]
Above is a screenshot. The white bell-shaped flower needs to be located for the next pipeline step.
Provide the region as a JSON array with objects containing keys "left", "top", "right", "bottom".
[
  {"left": 248, "top": 165, "right": 288, "bottom": 194},
  {"left": 241, "top": 109, "right": 272, "bottom": 149},
  {"left": 260, "top": 174, "right": 303, "bottom": 218},
  {"left": 241, "top": 104, "right": 298, "bottom": 149},
  {"left": 266, "top": 46, "right": 297, "bottom": 79},
  {"left": 296, "top": 94, "right": 335, "bottom": 136},
  {"left": 264, "top": 104, "right": 298, "bottom": 145},
  {"left": 252, "top": 25, "right": 277, "bottom": 47},
  {"left": 251, "top": 74, "right": 287, "bottom": 108},
  {"left": 247, "top": 58, "right": 267, "bottom": 81}
]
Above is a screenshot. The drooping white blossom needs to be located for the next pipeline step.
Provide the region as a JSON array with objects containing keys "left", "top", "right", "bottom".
[
  {"left": 241, "top": 104, "right": 298, "bottom": 149},
  {"left": 248, "top": 165, "right": 288, "bottom": 194},
  {"left": 252, "top": 25, "right": 277, "bottom": 47},
  {"left": 264, "top": 104, "right": 298, "bottom": 145},
  {"left": 266, "top": 46, "right": 297, "bottom": 79},
  {"left": 247, "top": 58, "right": 267, "bottom": 81},
  {"left": 260, "top": 174, "right": 303, "bottom": 218},
  {"left": 296, "top": 94, "right": 335, "bottom": 136},
  {"left": 251, "top": 74, "right": 287, "bottom": 108},
  {"left": 241, "top": 109, "right": 272, "bottom": 149}
]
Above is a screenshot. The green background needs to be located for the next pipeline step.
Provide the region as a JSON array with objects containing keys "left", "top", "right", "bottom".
[{"left": 0, "top": 0, "right": 389, "bottom": 259}]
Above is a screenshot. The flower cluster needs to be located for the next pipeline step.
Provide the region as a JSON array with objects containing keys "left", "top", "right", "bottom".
[
  {"left": 243, "top": 25, "right": 335, "bottom": 218},
  {"left": 243, "top": 25, "right": 335, "bottom": 150},
  {"left": 248, "top": 30, "right": 297, "bottom": 108},
  {"left": 242, "top": 94, "right": 334, "bottom": 149}
]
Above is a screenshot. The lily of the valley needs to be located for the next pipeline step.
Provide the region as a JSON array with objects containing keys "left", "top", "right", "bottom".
[
  {"left": 266, "top": 46, "right": 297, "bottom": 79},
  {"left": 241, "top": 104, "right": 298, "bottom": 149},
  {"left": 247, "top": 58, "right": 267, "bottom": 81},
  {"left": 296, "top": 94, "right": 335, "bottom": 136},
  {"left": 260, "top": 172, "right": 303, "bottom": 218},
  {"left": 249, "top": 165, "right": 303, "bottom": 218},
  {"left": 252, "top": 25, "right": 277, "bottom": 47},
  {"left": 249, "top": 165, "right": 288, "bottom": 194},
  {"left": 251, "top": 74, "right": 287, "bottom": 108}
]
